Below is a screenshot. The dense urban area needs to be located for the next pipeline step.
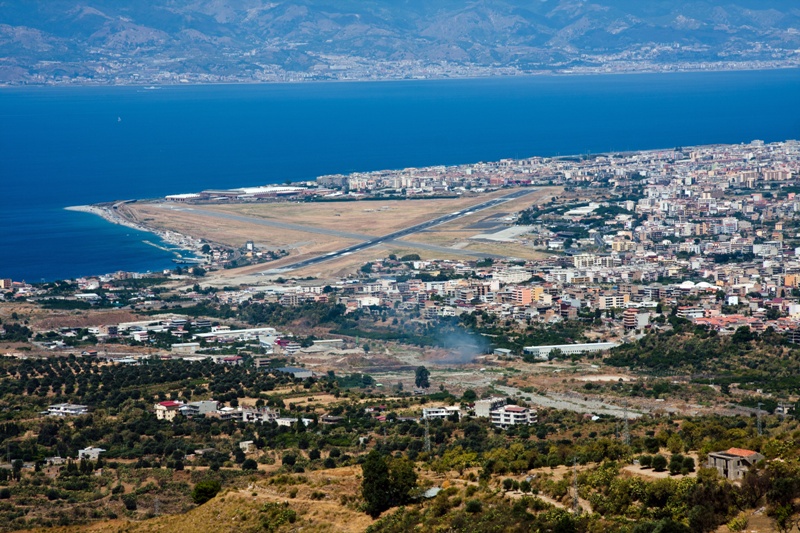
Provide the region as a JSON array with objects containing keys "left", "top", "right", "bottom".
[{"left": 3, "top": 140, "right": 800, "bottom": 531}]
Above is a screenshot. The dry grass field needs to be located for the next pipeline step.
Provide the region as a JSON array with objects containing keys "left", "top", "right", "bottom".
[
  {"left": 123, "top": 187, "right": 560, "bottom": 283},
  {"left": 20, "top": 467, "right": 375, "bottom": 533},
  {"left": 203, "top": 190, "right": 518, "bottom": 237},
  {"left": 127, "top": 203, "right": 359, "bottom": 252}
]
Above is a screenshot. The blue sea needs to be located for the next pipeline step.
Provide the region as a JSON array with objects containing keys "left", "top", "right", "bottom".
[{"left": 2, "top": 69, "right": 800, "bottom": 282}]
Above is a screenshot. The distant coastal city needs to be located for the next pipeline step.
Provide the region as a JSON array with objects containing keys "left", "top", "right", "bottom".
[{"left": 11, "top": 57, "right": 800, "bottom": 87}]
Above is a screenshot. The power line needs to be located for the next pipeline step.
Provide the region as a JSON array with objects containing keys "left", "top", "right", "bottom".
[
  {"left": 757, "top": 402, "right": 763, "bottom": 436},
  {"left": 623, "top": 400, "right": 630, "bottom": 446},
  {"left": 424, "top": 417, "right": 431, "bottom": 453}
]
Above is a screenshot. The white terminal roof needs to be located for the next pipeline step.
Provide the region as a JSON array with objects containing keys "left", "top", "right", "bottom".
[{"left": 237, "top": 186, "right": 304, "bottom": 194}]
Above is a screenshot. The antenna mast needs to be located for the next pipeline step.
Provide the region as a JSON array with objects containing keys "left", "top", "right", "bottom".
[{"left": 424, "top": 417, "right": 431, "bottom": 453}]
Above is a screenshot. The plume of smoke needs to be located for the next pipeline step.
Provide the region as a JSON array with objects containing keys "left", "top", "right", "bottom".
[{"left": 435, "top": 327, "right": 490, "bottom": 365}]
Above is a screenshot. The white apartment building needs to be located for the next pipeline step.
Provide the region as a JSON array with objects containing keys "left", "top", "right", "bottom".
[
  {"left": 490, "top": 405, "right": 537, "bottom": 428},
  {"left": 422, "top": 407, "right": 462, "bottom": 420}
]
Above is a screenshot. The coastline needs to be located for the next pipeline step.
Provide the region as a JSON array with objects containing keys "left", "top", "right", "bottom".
[
  {"left": 65, "top": 204, "right": 205, "bottom": 263},
  {"left": 3, "top": 61, "right": 800, "bottom": 89}
]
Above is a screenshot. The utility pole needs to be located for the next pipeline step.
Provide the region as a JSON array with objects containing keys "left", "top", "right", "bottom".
[
  {"left": 623, "top": 400, "right": 630, "bottom": 446},
  {"left": 572, "top": 457, "right": 580, "bottom": 515},
  {"left": 424, "top": 417, "right": 431, "bottom": 453},
  {"left": 757, "top": 402, "right": 763, "bottom": 436}
]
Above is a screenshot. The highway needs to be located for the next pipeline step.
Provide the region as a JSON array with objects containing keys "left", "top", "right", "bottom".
[{"left": 268, "top": 188, "right": 538, "bottom": 272}]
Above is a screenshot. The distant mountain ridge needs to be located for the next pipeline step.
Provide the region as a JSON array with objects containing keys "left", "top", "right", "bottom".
[{"left": 2, "top": 1, "right": 800, "bottom": 84}]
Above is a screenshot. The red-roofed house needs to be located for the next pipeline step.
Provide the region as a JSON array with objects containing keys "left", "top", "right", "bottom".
[
  {"left": 707, "top": 447, "right": 764, "bottom": 480},
  {"left": 154, "top": 400, "right": 184, "bottom": 422}
]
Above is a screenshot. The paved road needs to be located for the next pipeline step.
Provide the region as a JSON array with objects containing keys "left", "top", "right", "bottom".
[
  {"left": 267, "top": 188, "right": 539, "bottom": 272},
  {"left": 494, "top": 384, "right": 645, "bottom": 419}
]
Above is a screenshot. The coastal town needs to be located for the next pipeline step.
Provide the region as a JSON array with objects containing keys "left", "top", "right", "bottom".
[
  {"left": 2, "top": 140, "right": 800, "bottom": 531},
  {"left": 6, "top": 139, "right": 800, "bottom": 362}
]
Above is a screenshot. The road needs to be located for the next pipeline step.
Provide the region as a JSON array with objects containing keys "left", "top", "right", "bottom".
[
  {"left": 266, "top": 188, "right": 539, "bottom": 272},
  {"left": 494, "top": 384, "right": 645, "bottom": 419}
]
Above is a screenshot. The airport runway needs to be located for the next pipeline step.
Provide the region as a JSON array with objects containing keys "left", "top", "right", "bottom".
[{"left": 267, "top": 188, "right": 538, "bottom": 272}]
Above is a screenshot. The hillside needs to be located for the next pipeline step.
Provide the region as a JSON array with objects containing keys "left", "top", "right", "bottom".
[{"left": 2, "top": 1, "right": 800, "bottom": 84}]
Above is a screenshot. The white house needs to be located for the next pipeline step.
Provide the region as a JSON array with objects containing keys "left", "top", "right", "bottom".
[
  {"left": 78, "top": 447, "right": 105, "bottom": 461},
  {"left": 47, "top": 403, "right": 89, "bottom": 417},
  {"left": 422, "top": 407, "right": 462, "bottom": 420}
]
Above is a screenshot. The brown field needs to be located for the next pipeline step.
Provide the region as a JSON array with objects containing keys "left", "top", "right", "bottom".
[
  {"left": 202, "top": 189, "right": 520, "bottom": 237},
  {"left": 123, "top": 187, "right": 560, "bottom": 284},
  {"left": 126, "top": 203, "right": 359, "bottom": 253}
]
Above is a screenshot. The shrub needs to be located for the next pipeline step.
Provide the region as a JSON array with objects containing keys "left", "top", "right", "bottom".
[
  {"left": 639, "top": 455, "right": 652, "bottom": 468},
  {"left": 727, "top": 513, "right": 749, "bottom": 532},
  {"left": 191, "top": 479, "right": 221, "bottom": 505},
  {"left": 122, "top": 494, "right": 137, "bottom": 511},
  {"left": 652, "top": 454, "right": 668, "bottom": 472},
  {"left": 260, "top": 502, "right": 297, "bottom": 532},
  {"left": 669, "top": 455, "right": 684, "bottom": 476},
  {"left": 242, "top": 459, "right": 258, "bottom": 471},
  {"left": 465, "top": 499, "right": 482, "bottom": 513}
]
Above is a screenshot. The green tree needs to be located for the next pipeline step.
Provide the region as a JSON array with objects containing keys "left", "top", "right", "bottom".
[
  {"left": 192, "top": 479, "right": 221, "bottom": 505},
  {"left": 361, "top": 450, "right": 391, "bottom": 518},
  {"left": 652, "top": 454, "right": 667, "bottom": 472},
  {"left": 415, "top": 366, "right": 430, "bottom": 389},
  {"left": 122, "top": 494, "right": 137, "bottom": 511},
  {"left": 242, "top": 459, "right": 258, "bottom": 471},
  {"left": 668, "top": 454, "right": 684, "bottom": 476},
  {"left": 387, "top": 456, "right": 417, "bottom": 506},
  {"left": 361, "top": 451, "right": 417, "bottom": 518}
]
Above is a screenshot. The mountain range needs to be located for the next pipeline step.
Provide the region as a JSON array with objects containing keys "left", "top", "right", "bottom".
[{"left": 2, "top": 0, "right": 800, "bottom": 84}]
